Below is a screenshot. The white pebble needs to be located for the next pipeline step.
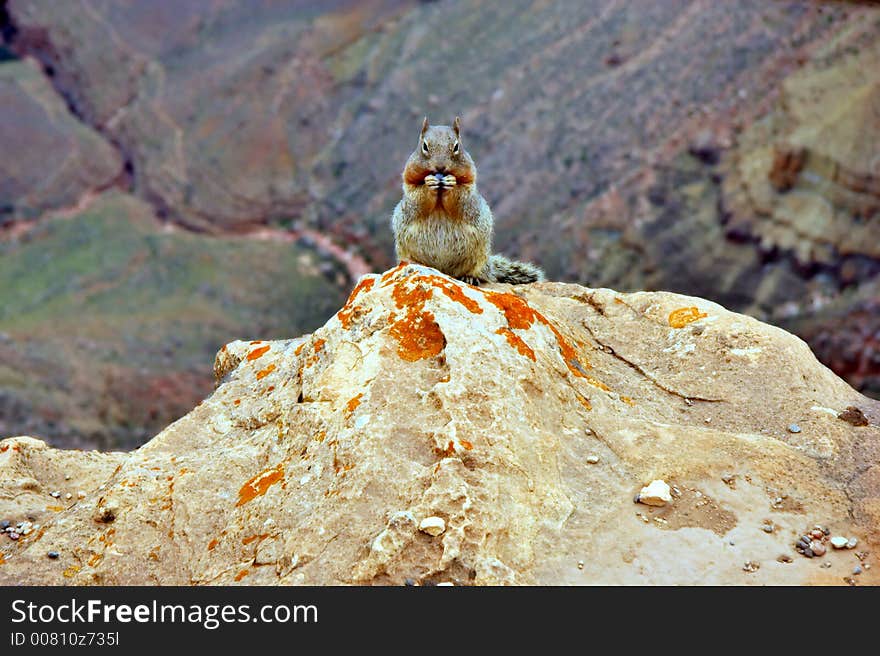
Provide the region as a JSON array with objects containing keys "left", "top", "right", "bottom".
[
  {"left": 65, "top": 493, "right": 72, "bottom": 500},
  {"left": 830, "top": 536, "right": 849, "bottom": 549},
  {"left": 637, "top": 479, "right": 672, "bottom": 507},
  {"left": 436, "top": 582, "right": 454, "bottom": 586},
  {"left": 847, "top": 537, "right": 858, "bottom": 549},
  {"left": 586, "top": 456, "right": 600, "bottom": 464},
  {"left": 418, "top": 516, "right": 446, "bottom": 537}
]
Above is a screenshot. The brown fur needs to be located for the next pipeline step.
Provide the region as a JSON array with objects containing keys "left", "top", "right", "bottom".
[{"left": 391, "top": 117, "right": 544, "bottom": 285}]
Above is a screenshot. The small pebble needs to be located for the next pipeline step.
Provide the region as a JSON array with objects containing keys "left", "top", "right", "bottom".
[
  {"left": 65, "top": 493, "right": 72, "bottom": 500},
  {"left": 830, "top": 536, "right": 849, "bottom": 549},
  {"left": 47, "top": 551, "right": 59, "bottom": 559},
  {"left": 436, "top": 582, "right": 454, "bottom": 587},
  {"left": 847, "top": 537, "right": 858, "bottom": 549},
  {"left": 0, "top": 520, "right": 9, "bottom": 529},
  {"left": 637, "top": 480, "right": 672, "bottom": 507},
  {"left": 77, "top": 491, "right": 87, "bottom": 499},
  {"left": 777, "top": 555, "right": 793, "bottom": 563},
  {"left": 586, "top": 456, "right": 600, "bottom": 464},
  {"left": 743, "top": 561, "right": 760, "bottom": 573},
  {"left": 404, "top": 578, "right": 416, "bottom": 586},
  {"left": 822, "top": 527, "right": 830, "bottom": 536},
  {"left": 577, "top": 561, "right": 584, "bottom": 570},
  {"left": 418, "top": 516, "right": 446, "bottom": 537},
  {"left": 788, "top": 423, "right": 801, "bottom": 433},
  {"left": 762, "top": 524, "right": 774, "bottom": 534},
  {"left": 9, "top": 532, "right": 19, "bottom": 540},
  {"left": 853, "top": 566, "right": 862, "bottom": 576},
  {"left": 810, "top": 529, "right": 824, "bottom": 540},
  {"left": 64, "top": 474, "right": 71, "bottom": 480},
  {"left": 803, "top": 547, "right": 814, "bottom": 558},
  {"left": 50, "top": 491, "right": 60, "bottom": 498},
  {"left": 821, "top": 562, "right": 832, "bottom": 569},
  {"left": 810, "top": 540, "right": 826, "bottom": 556}
]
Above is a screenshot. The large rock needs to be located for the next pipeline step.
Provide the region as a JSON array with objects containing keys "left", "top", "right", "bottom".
[
  {"left": 4, "top": 0, "right": 878, "bottom": 403},
  {"left": 1, "top": 265, "right": 877, "bottom": 585}
]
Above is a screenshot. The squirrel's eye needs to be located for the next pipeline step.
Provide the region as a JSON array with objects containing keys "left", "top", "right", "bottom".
[
  {"left": 421, "top": 141, "right": 429, "bottom": 155},
  {"left": 453, "top": 141, "right": 460, "bottom": 154}
]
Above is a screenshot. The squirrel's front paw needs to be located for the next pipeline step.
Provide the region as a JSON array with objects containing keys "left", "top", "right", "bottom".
[
  {"left": 458, "top": 275, "right": 483, "bottom": 286},
  {"left": 441, "top": 174, "right": 457, "bottom": 188},
  {"left": 424, "top": 175, "right": 440, "bottom": 189}
]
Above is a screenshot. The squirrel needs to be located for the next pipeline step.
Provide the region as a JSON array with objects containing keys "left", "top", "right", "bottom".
[{"left": 391, "top": 117, "right": 545, "bottom": 285}]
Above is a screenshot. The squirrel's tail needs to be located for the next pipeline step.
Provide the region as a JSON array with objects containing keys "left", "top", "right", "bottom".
[{"left": 488, "top": 254, "right": 546, "bottom": 285}]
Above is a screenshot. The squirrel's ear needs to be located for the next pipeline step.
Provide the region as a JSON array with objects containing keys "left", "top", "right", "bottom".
[
  {"left": 453, "top": 116, "right": 461, "bottom": 137},
  {"left": 420, "top": 116, "right": 429, "bottom": 137}
]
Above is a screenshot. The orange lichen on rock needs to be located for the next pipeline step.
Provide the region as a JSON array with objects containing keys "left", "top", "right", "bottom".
[
  {"left": 586, "top": 376, "right": 611, "bottom": 392},
  {"left": 208, "top": 539, "right": 219, "bottom": 551},
  {"left": 483, "top": 289, "right": 590, "bottom": 378},
  {"left": 256, "top": 363, "right": 276, "bottom": 380},
  {"left": 346, "top": 393, "right": 363, "bottom": 414},
  {"left": 483, "top": 291, "right": 536, "bottom": 329},
  {"left": 242, "top": 534, "right": 268, "bottom": 545},
  {"left": 460, "top": 440, "right": 474, "bottom": 451},
  {"left": 63, "top": 566, "right": 80, "bottom": 578},
  {"left": 294, "top": 343, "right": 305, "bottom": 356},
  {"left": 236, "top": 464, "right": 285, "bottom": 507},
  {"left": 247, "top": 345, "right": 271, "bottom": 361},
  {"left": 496, "top": 327, "right": 536, "bottom": 361},
  {"left": 621, "top": 396, "right": 636, "bottom": 406},
  {"left": 577, "top": 394, "right": 592, "bottom": 411},
  {"left": 337, "top": 277, "right": 376, "bottom": 329},
  {"left": 234, "top": 569, "right": 249, "bottom": 582},
  {"left": 669, "top": 306, "right": 708, "bottom": 328},
  {"left": 389, "top": 309, "right": 446, "bottom": 362},
  {"left": 88, "top": 553, "right": 102, "bottom": 567},
  {"left": 380, "top": 262, "right": 409, "bottom": 284},
  {"left": 313, "top": 339, "right": 325, "bottom": 353}
]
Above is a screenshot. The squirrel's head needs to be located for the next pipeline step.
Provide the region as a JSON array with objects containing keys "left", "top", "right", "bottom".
[{"left": 404, "top": 117, "right": 475, "bottom": 187}]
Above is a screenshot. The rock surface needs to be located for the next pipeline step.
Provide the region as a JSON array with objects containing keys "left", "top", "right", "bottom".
[{"left": 1, "top": 265, "right": 878, "bottom": 585}]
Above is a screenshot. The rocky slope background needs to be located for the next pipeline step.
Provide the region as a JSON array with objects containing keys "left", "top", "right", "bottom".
[
  {"left": 1, "top": 266, "right": 878, "bottom": 585},
  {"left": 1, "top": 0, "right": 879, "bottom": 449}
]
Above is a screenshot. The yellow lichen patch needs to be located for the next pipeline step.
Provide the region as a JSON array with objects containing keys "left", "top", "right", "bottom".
[
  {"left": 234, "top": 569, "right": 249, "bottom": 582},
  {"left": 346, "top": 393, "right": 363, "bottom": 414},
  {"left": 236, "top": 464, "right": 285, "bottom": 507},
  {"left": 88, "top": 553, "right": 102, "bottom": 567},
  {"left": 294, "top": 343, "right": 305, "bottom": 356},
  {"left": 63, "top": 566, "right": 80, "bottom": 578},
  {"left": 669, "top": 306, "right": 708, "bottom": 328},
  {"left": 337, "top": 277, "right": 376, "bottom": 329},
  {"left": 256, "top": 363, "right": 276, "bottom": 380},
  {"left": 315, "top": 430, "right": 327, "bottom": 442},
  {"left": 149, "top": 547, "right": 160, "bottom": 561},
  {"left": 207, "top": 539, "right": 219, "bottom": 551},
  {"left": 496, "top": 327, "right": 536, "bottom": 361},
  {"left": 460, "top": 440, "right": 474, "bottom": 451},
  {"left": 577, "top": 394, "right": 592, "bottom": 411},
  {"left": 389, "top": 309, "right": 446, "bottom": 362},
  {"left": 247, "top": 345, "right": 271, "bottom": 361},
  {"left": 621, "top": 396, "right": 636, "bottom": 406},
  {"left": 45, "top": 505, "right": 65, "bottom": 512},
  {"left": 0, "top": 553, "right": 4, "bottom": 565}
]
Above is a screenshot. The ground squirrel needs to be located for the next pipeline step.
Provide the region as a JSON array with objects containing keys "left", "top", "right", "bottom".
[{"left": 391, "top": 117, "right": 545, "bottom": 285}]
